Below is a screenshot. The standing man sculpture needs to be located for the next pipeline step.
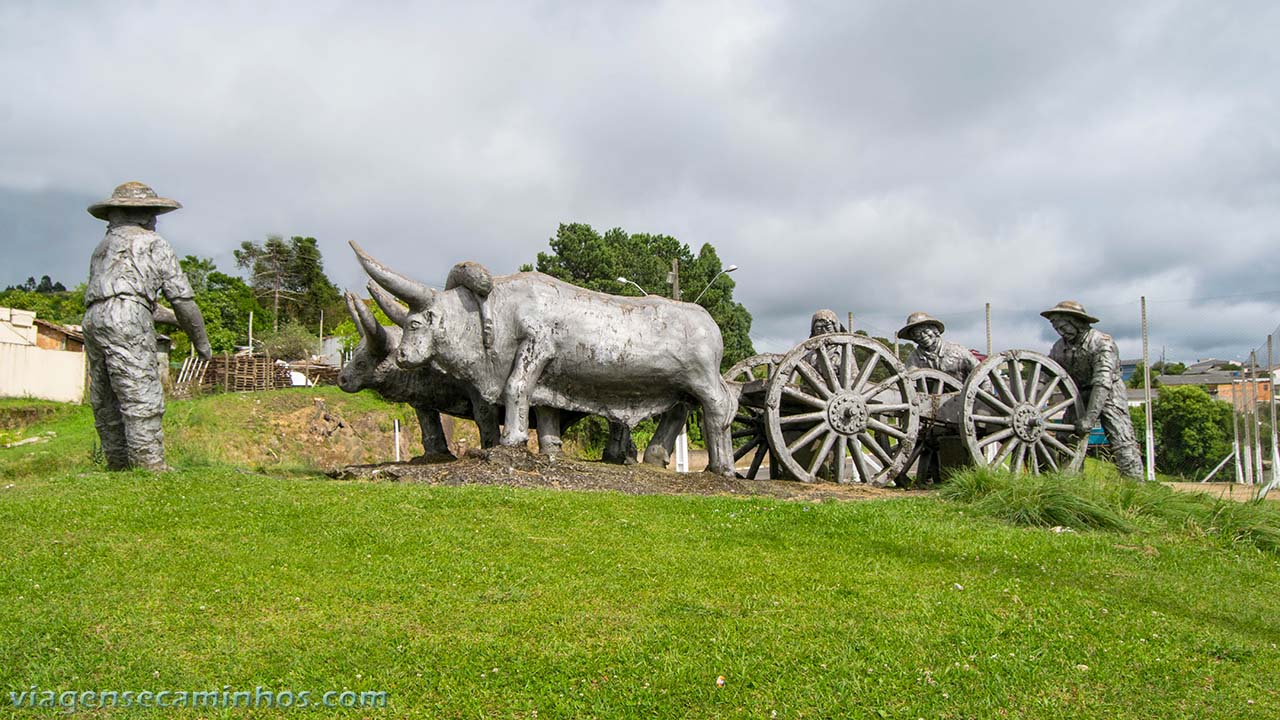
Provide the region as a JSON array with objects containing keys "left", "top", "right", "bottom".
[
  {"left": 1042, "top": 300, "right": 1143, "bottom": 478},
  {"left": 897, "top": 312, "right": 978, "bottom": 484},
  {"left": 83, "top": 182, "right": 211, "bottom": 471}
]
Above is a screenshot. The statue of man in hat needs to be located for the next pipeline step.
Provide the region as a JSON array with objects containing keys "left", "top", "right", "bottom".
[
  {"left": 896, "top": 312, "right": 978, "bottom": 485},
  {"left": 897, "top": 312, "right": 977, "bottom": 382},
  {"left": 83, "top": 182, "right": 211, "bottom": 471},
  {"left": 1042, "top": 300, "right": 1143, "bottom": 477}
]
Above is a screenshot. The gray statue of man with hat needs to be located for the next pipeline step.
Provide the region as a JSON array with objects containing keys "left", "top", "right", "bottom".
[
  {"left": 83, "top": 182, "right": 212, "bottom": 471},
  {"left": 897, "top": 312, "right": 979, "bottom": 484},
  {"left": 1042, "top": 300, "right": 1143, "bottom": 477},
  {"left": 898, "top": 312, "right": 978, "bottom": 381}
]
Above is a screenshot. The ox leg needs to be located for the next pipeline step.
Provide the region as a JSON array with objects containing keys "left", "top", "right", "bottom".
[
  {"left": 535, "top": 407, "right": 563, "bottom": 456},
  {"left": 691, "top": 377, "right": 736, "bottom": 477},
  {"left": 500, "top": 339, "right": 551, "bottom": 447},
  {"left": 470, "top": 394, "right": 502, "bottom": 449},
  {"left": 643, "top": 404, "right": 690, "bottom": 467},
  {"left": 602, "top": 421, "right": 637, "bottom": 465},
  {"left": 412, "top": 405, "right": 454, "bottom": 461}
]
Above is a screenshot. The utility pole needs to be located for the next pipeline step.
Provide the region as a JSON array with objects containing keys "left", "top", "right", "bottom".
[
  {"left": 985, "top": 303, "right": 992, "bottom": 356},
  {"left": 1241, "top": 378, "right": 1255, "bottom": 485},
  {"left": 318, "top": 309, "right": 324, "bottom": 340},
  {"left": 1270, "top": 336, "right": 1279, "bottom": 484},
  {"left": 1141, "top": 297, "right": 1155, "bottom": 481},
  {"left": 670, "top": 258, "right": 680, "bottom": 301},
  {"left": 1251, "top": 351, "right": 1264, "bottom": 483},
  {"left": 248, "top": 310, "right": 254, "bottom": 353},
  {"left": 1232, "top": 380, "right": 1244, "bottom": 483}
]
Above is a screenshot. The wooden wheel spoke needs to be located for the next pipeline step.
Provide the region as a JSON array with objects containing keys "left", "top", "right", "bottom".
[
  {"left": 840, "top": 342, "right": 855, "bottom": 390},
  {"left": 866, "top": 418, "right": 907, "bottom": 440},
  {"left": 970, "top": 414, "right": 1013, "bottom": 426},
  {"left": 991, "top": 371, "right": 1017, "bottom": 406},
  {"left": 978, "top": 427, "right": 1015, "bottom": 449},
  {"left": 1035, "top": 376, "right": 1062, "bottom": 408},
  {"left": 807, "top": 431, "right": 838, "bottom": 477},
  {"left": 850, "top": 438, "right": 874, "bottom": 483},
  {"left": 992, "top": 437, "right": 1019, "bottom": 466},
  {"left": 1042, "top": 432, "right": 1073, "bottom": 456},
  {"left": 1035, "top": 441, "right": 1059, "bottom": 472},
  {"left": 786, "top": 422, "right": 828, "bottom": 455},
  {"left": 1045, "top": 397, "right": 1075, "bottom": 418},
  {"left": 858, "top": 432, "right": 894, "bottom": 467},
  {"left": 816, "top": 345, "right": 841, "bottom": 395},
  {"left": 1012, "top": 442, "right": 1026, "bottom": 473},
  {"left": 1007, "top": 357, "right": 1026, "bottom": 403},
  {"left": 732, "top": 427, "right": 760, "bottom": 439},
  {"left": 834, "top": 436, "right": 849, "bottom": 484},
  {"left": 747, "top": 442, "right": 768, "bottom": 479},
  {"left": 863, "top": 373, "right": 906, "bottom": 400},
  {"left": 1044, "top": 422, "right": 1075, "bottom": 433},
  {"left": 733, "top": 435, "right": 760, "bottom": 461},
  {"left": 852, "top": 352, "right": 880, "bottom": 393},
  {"left": 782, "top": 386, "right": 828, "bottom": 409},
  {"left": 975, "top": 388, "right": 1013, "bottom": 415},
  {"left": 778, "top": 410, "right": 827, "bottom": 427},
  {"left": 794, "top": 361, "right": 834, "bottom": 399},
  {"left": 868, "top": 403, "right": 913, "bottom": 415},
  {"left": 1027, "top": 362, "right": 1043, "bottom": 407}
]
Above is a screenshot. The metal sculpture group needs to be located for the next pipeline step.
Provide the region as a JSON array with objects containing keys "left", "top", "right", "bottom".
[{"left": 81, "top": 182, "right": 1141, "bottom": 482}]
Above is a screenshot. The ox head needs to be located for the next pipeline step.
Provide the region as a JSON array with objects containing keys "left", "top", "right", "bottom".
[
  {"left": 337, "top": 290, "right": 402, "bottom": 393},
  {"left": 351, "top": 240, "right": 438, "bottom": 369}
]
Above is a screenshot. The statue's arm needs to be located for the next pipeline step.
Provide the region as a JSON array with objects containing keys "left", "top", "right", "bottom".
[
  {"left": 171, "top": 298, "right": 212, "bottom": 361},
  {"left": 1080, "top": 339, "right": 1120, "bottom": 430}
]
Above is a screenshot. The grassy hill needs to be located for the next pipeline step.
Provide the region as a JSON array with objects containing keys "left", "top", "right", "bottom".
[{"left": 1, "top": 391, "right": 1279, "bottom": 717}]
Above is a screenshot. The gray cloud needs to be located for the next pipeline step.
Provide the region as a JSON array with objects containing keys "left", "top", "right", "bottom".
[{"left": 1, "top": 0, "right": 1276, "bottom": 364}]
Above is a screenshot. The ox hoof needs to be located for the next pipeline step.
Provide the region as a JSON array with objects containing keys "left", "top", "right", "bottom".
[{"left": 642, "top": 447, "right": 670, "bottom": 467}]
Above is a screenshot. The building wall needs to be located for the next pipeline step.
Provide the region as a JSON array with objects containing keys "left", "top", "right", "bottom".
[
  {"left": 0, "top": 307, "right": 37, "bottom": 346},
  {"left": 1214, "top": 381, "right": 1273, "bottom": 404},
  {"left": 0, "top": 343, "right": 86, "bottom": 403}
]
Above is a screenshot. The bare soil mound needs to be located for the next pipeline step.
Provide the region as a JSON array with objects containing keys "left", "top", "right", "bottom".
[{"left": 328, "top": 446, "right": 907, "bottom": 502}]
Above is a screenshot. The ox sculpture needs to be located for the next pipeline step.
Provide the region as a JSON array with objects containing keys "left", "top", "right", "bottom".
[{"left": 350, "top": 242, "right": 736, "bottom": 476}]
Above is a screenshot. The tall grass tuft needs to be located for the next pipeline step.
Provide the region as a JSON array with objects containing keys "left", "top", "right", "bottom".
[{"left": 942, "top": 465, "right": 1280, "bottom": 553}]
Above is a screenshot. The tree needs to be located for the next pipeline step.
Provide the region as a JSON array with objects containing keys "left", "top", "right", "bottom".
[
  {"left": 1130, "top": 385, "right": 1234, "bottom": 479},
  {"left": 179, "top": 255, "right": 217, "bottom": 295},
  {"left": 234, "top": 236, "right": 342, "bottom": 332},
  {"left": 1127, "top": 361, "right": 1161, "bottom": 389},
  {"left": 529, "top": 223, "right": 756, "bottom": 369},
  {"left": 0, "top": 282, "right": 86, "bottom": 325},
  {"left": 166, "top": 261, "right": 271, "bottom": 362}
]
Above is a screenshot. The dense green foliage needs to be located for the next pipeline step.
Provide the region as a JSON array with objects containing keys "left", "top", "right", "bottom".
[
  {"left": 168, "top": 257, "right": 272, "bottom": 361},
  {"left": 0, "top": 285, "right": 86, "bottom": 326},
  {"left": 528, "top": 223, "right": 756, "bottom": 369},
  {"left": 1131, "top": 385, "right": 1235, "bottom": 479},
  {"left": 235, "top": 235, "right": 342, "bottom": 332},
  {"left": 257, "top": 320, "right": 322, "bottom": 361},
  {"left": 2, "top": 396, "right": 1280, "bottom": 717}
]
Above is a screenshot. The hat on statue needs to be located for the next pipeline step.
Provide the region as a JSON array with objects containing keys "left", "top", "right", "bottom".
[
  {"left": 87, "top": 182, "right": 182, "bottom": 220},
  {"left": 1040, "top": 300, "right": 1099, "bottom": 324},
  {"left": 896, "top": 311, "right": 945, "bottom": 339}
]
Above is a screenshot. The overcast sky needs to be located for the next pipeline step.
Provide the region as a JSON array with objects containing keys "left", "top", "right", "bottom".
[{"left": 2, "top": 1, "right": 1277, "bottom": 363}]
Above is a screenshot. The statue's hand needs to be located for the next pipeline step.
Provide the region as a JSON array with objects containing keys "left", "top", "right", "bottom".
[
  {"left": 1073, "top": 419, "right": 1091, "bottom": 438},
  {"left": 195, "top": 342, "right": 212, "bottom": 362}
]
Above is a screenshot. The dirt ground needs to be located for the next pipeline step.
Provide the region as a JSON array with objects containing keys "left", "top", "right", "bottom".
[
  {"left": 328, "top": 446, "right": 906, "bottom": 502},
  {"left": 1165, "top": 481, "right": 1278, "bottom": 503}
]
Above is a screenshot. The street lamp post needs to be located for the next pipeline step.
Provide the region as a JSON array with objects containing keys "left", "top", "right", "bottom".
[
  {"left": 616, "top": 277, "right": 648, "bottom": 296},
  {"left": 692, "top": 265, "right": 739, "bottom": 304}
]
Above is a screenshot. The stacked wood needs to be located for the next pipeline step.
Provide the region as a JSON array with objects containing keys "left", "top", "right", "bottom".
[
  {"left": 289, "top": 361, "right": 341, "bottom": 387},
  {"left": 201, "top": 353, "right": 293, "bottom": 392}
]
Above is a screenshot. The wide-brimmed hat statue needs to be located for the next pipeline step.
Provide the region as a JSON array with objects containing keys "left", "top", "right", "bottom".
[
  {"left": 87, "top": 181, "right": 182, "bottom": 220},
  {"left": 897, "top": 311, "right": 945, "bottom": 339},
  {"left": 1040, "top": 300, "right": 1099, "bottom": 325}
]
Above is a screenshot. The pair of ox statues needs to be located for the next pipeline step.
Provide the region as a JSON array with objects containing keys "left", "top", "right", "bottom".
[{"left": 341, "top": 243, "right": 740, "bottom": 475}]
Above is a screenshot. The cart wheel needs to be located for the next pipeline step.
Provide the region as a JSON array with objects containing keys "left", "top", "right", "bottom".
[
  {"left": 764, "top": 334, "right": 919, "bottom": 485},
  {"left": 724, "top": 354, "right": 784, "bottom": 479},
  {"left": 960, "top": 350, "right": 1088, "bottom": 474}
]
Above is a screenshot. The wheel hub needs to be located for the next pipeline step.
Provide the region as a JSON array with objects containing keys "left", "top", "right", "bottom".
[
  {"left": 1011, "top": 403, "right": 1045, "bottom": 443},
  {"left": 828, "top": 392, "right": 869, "bottom": 435}
]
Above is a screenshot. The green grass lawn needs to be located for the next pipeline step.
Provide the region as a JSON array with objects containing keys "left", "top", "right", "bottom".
[{"left": 2, "top": 394, "right": 1279, "bottom": 718}]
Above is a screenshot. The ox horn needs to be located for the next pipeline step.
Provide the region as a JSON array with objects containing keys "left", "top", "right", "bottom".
[
  {"left": 367, "top": 281, "right": 409, "bottom": 327},
  {"left": 350, "top": 240, "right": 435, "bottom": 310},
  {"left": 343, "top": 291, "right": 366, "bottom": 338}
]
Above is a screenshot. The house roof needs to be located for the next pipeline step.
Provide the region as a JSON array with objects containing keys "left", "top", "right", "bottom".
[
  {"left": 33, "top": 318, "right": 84, "bottom": 343},
  {"left": 1159, "top": 371, "right": 1241, "bottom": 387}
]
